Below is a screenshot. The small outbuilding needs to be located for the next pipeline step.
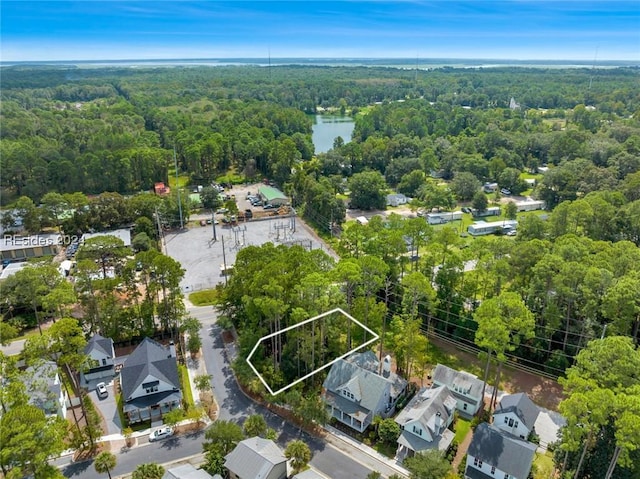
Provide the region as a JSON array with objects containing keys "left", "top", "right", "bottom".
[{"left": 258, "top": 186, "right": 289, "bottom": 206}]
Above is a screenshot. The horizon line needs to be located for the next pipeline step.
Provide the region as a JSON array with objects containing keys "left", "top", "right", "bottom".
[{"left": 2, "top": 56, "right": 638, "bottom": 64}]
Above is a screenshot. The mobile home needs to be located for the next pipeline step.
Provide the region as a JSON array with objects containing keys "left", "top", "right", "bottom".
[
  {"left": 514, "top": 200, "right": 545, "bottom": 212},
  {"left": 471, "top": 206, "right": 501, "bottom": 218},
  {"left": 426, "top": 211, "right": 463, "bottom": 225},
  {"left": 468, "top": 220, "right": 517, "bottom": 236}
]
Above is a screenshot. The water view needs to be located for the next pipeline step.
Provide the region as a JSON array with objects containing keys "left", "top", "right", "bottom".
[{"left": 312, "top": 115, "right": 355, "bottom": 154}]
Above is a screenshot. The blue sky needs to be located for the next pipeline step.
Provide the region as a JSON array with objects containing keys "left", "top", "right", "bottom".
[{"left": 1, "top": 1, "right": 638, "bottom": 61}]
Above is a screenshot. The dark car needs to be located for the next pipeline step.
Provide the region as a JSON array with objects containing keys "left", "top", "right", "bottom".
[
  {"left": 244, "top": 209, "right": 253, "bottom": 218},
  {"left": 263, "top": 203, "right": 277, "bottom": 210}
]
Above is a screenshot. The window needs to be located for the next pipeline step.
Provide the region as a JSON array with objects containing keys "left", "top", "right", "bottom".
[
  {"left": 514, "top": 421, "right": 519, "bottom": 428},
  {"left": 504, "top": 416, "right": 509, "bottom": 424},
  {"left": 474, "top": 457, "right": 483, "bottom": 468},
  {"left": 102, "top": 358, "right": 107, "bottom": 366},
  {"left": 463, "top": 403, "right": 468, "bottom": 411},
  {"left": 504, "top": 474, "right": 510, "bottom": 479},
  {"left": 491, "top": 466, "right": 496, "bottom": 475},
  {"left": 145, "top": 384, "right": 158, "bottom": 393},
  {"left": 508, "top": 418, "right": 514, "bottom": 427},
  {"left": 412, "top": 425, "right": 422, "bottom": 436}
]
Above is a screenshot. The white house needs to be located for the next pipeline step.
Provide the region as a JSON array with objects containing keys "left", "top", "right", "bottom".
[
  {"left": 225, "top": 437, "right": 287, "bottom": 479},
  {"left": 120, "top": 338, "right": 182, "bottom": 424},
  {"left": 386, "top": 193, "right": 409, "bottom": 207},
  {"left": 431, "top": 364, "right": 484, "bottom": 418},
  {"left": 467, "top": 220, "right": 517, "bottom": 236},
  {"left": 81, "top": 333, "right": 116, "bottom": 385},
  {"left": 395, "top": 386, "right": 457, "bottom": 461},
  {"left": 465, "top": 423, "right": 536, "bottom": 479},
  {"left": 24, "top": 361, "right": 68, "bottom": 419},
  {"left": 493, "top": 392, "right": 540, "bottom": 440},
  {"left": 426, "top": 211, "right": 463, "bottom": 225},
  {"left": 323, "top": 352, "right": 408, "bottom": 433}
]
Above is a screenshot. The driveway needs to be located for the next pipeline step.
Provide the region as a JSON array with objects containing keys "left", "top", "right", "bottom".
[{"left": 87, "top": 378, "right": 121, "bottom": 435}]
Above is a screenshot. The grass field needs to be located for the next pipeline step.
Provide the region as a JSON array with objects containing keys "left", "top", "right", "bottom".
[
  {"left": 168, "top": 168, "right": 190, "bottom": 189},
  {"left": 189, "top": 289, "right": 220, "bottom": 306},
  {"left": 533, "top": 451, "right": 555, "bottom": 479},
  {"left": 178, "top": 364, "right": 195, "bottom": 410},
  {"left": 453, "top": 417, "right": 472, "bottom": 444}
]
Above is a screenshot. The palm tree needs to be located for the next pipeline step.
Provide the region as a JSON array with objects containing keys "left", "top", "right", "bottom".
[
  {"left": 132, "top": 463, "right": 165, "bottom": 479},
  {"left": 285, "top": 440, "right": 311, "bottom": 474},
  {"left": 94, "top": 452, "right": 116, "bottom": 479}
]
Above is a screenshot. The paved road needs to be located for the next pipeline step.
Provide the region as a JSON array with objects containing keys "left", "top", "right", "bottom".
[{"left": 62, "top": 306, "right": 376, "bottom": 479}]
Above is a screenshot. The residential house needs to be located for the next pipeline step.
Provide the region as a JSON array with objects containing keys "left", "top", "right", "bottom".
[
  {"left": 120, "top": 338, "right": 182, "bottom": 424},
  {"left": 162, "top": 464, "right": 214, "bottom": 479},
  {"left": 465, "top": 423, "right": 536, "bottom": 479},
  {"left": 224, "top": 437, "right": 287, "bottom": 479},
  {"left": 322, "top": 352, "right": 408, "bottom": 433},
  {"left": 81, "top": 333, "right": 116, "bottom": 385},
  {"left": 24, "top": 361, "right": 68, "bottom": 419},
  {"left": 1, "top": 233, "right": 62, "bottom": 262},
  {"left": 395, "top": 385, "right": 457, "bottom": 461},
  {"left": 431, "top": 364, "right": 484, "bottom": 417},
  {"left": 493, "top": 393, "right": 540, "bottom": 440},
  {"left": 386, "top": 193, "right": 409, "bottom": 207},
  {"left": 154, "top": 182, "right": 170, "bottom": 195}
]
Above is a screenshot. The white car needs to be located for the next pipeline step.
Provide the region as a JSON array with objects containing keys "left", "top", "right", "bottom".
[
  {"left": 149, "top": 426, "right": 174, "bottom": 442},
  {"left": 96, "top": 382, "right": 108, "bottom": 398}
]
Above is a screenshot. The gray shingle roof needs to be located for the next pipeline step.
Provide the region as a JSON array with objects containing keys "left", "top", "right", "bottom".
[
  {"left": 467, "top": 423, "right": 537, "bottom": 479},
  {"left": 395, "top": 386, "right": 457, "bottom": 439},
  {"left": 322, "top": 352, "right": 407, "bottom": 414},
  {"left": 120, "top": 338, "right": 180, "bottom": 401},
  {"left": 495, "top": 392, "right": 540, "bottom": 430},
  {"left": 84, "top": 333, "right": 114, "bottom": 357},
  {"left": 432, "top": 364, "right": 484, "bottom": 399},
  {"left": 162, "top": 464, "right": 213, "bottom": 479},
  {"left": 224, "top": 437, "right": 286, "bottom": 479}
]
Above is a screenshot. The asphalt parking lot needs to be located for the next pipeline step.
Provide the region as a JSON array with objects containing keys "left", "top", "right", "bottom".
[{"left": 164, "top": 212, "right": 330, "bottom": 293}]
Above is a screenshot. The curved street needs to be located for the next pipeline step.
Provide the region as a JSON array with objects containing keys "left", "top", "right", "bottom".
[{"left": 62, "top": 305, "right": 387, "bottom": 479}]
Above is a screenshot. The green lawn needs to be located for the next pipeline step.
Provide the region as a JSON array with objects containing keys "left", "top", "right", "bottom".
[
  {"left": 178, "top": 364, "right": 195, "bottom": 411},
  {"left": 189, "top": 289, "right": 220, "bottom": 306},
  {"left": 168, "top": 169, "right": 190, "bottom": 189},
  {"left": 532, "top": 451, "right": 555, "bottom": 479},
  {"left": 373, "top": 441, "right": 397, "bottom": 458},
  {"left": 453, "top": 417, "right": 472, "bottom": 444}
]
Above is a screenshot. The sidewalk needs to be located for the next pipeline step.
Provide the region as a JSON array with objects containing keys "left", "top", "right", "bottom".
[{"left": 323, "top": 424, "right": 410, "bottom": 478}]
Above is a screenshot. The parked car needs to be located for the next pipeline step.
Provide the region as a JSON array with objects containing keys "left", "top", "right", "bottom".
[
  {"left": 149, "top": 426, "right": 173, "bottom": 442},
  {"left": 500, "top": 188, "right": 512, "bottom": 195},
  {"left": 216, "top": 207, "right": 229, "bottom": 214},
  {"left": 200, "top": 220, "right": 207, "bottom": 226},
  {"left": 96, "top": 382, "right": 108, "bottom": 399},
  {"left": 244, "top": 209, "right": 253, "bottom": 218},
  {"left": 263, "top": 203, "right": 277, "bottom": 210}
]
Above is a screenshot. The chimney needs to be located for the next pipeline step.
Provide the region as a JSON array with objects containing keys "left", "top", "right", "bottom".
[
  {"left": 168, "top": 341, "right": 176, "bottom": 358},
  {"left": 382, "top": 355, "right": 392, "bottom": 377}
]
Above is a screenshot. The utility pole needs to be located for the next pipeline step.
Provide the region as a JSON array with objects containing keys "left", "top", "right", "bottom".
[
  {"left": 174, "top": 147, "right": 184, "bottom": 229},
  {"left": 221, "top": 235, "right": 228, "bottom": 286},
  {"left": 211, "top": 210, "right": 217, "bottom": 241}
]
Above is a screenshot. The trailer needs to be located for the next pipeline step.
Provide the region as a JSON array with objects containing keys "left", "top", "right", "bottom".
[
  {"left": 468, "top": 220, "right": 518, "bottom": 236},
  {"left": 514, "top": 200, "right": 545, "bottom": 212},
  {"left": 471, "top": 206, "right": 501, "bottom": 218},
  {"left": 426, "top": 211, "right": 463, "bottom": 225}
]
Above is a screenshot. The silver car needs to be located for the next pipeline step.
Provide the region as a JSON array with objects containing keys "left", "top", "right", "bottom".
[
  {"left": 149, "top": 426, "right": 174, "bottom": 442},
  {"left": 96, "top": 382, "right": 108, "bottom": 398}
]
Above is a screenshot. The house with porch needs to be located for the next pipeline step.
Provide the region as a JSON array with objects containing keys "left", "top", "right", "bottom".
[
  {"left": 465, "top": 423, "right": 536, "bottom": 479},
  {"left": 431, "top": 364, "right": 484, "bottom": 417},
  {"left": 81, "top": 333, "right": 116, "bottom": 385},
  {"left": 225, "top": 437, "right": 287, "bottom": 479},
  {"left": 493, "top": 392, "right": 540, "bottom": 440},
  {"left": 119, "top": 338, "right": 182, "bottom": 424},
  {"left": 24, "top": 361, "right": 68, "bottom": 419},
  {"left": 322, "top": 351, "right": 408, "bottom": 433},
  {"left": 395, "top": 385, "right": 457, "bottom": 461}
]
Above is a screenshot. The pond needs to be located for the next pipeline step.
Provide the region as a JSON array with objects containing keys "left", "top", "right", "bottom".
[{"left": 311, "top": 115, "right": 355, "bottom": 154}]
